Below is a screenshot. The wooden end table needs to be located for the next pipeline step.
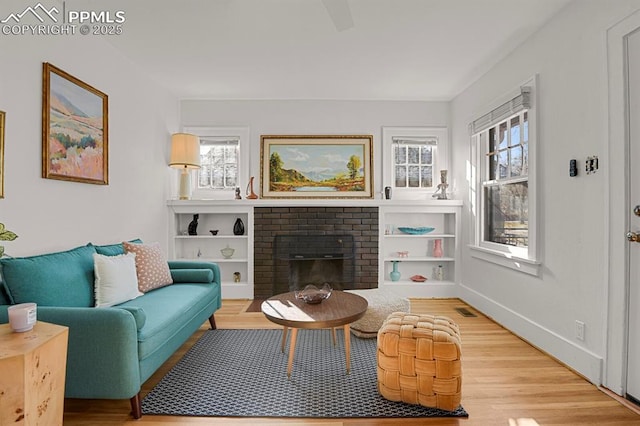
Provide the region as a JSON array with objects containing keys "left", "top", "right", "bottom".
[
  {"left": 261, "top": 290, "right": 368, "bottom": 378},
  {"left": 0, "top": 321, "right": 69, "bottom": 425}
]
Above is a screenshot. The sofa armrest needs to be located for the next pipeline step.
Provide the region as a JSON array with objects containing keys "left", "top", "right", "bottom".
[
  {"left": 167, "top": 260, "right": 221, "bottom": 285},
  {"left": 170, "top": 268, "right": 214, "bottom": 283},
  {"left": 33, "top": 306, "right": 142, "bottom": 399}
]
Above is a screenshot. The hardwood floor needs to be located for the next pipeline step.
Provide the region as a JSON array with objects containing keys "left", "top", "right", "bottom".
[{"left": 62, "top": 298, "right": 640, "bottom": 425}]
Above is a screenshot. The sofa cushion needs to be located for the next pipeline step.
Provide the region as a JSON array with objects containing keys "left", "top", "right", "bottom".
[
  {"left": 116, "top": 283, "right": 216, "bottom": 360},
  {"left": 91, "top": 239, "right": 143, "bottom": 256},
  {"left": 0, "top": 245, "right": 97, "bottom": 306},
  {"left": 123, "top": 242, "right": 173, "bottom": 293},
  {"left": 93, "top": 253, "right": 143, "bottom": 307}
]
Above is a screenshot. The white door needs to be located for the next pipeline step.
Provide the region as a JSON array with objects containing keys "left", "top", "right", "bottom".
[{"left": 627, "top": 27, "right": 640, "bottom": 403}]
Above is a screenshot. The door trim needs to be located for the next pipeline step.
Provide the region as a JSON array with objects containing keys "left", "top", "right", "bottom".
[{"left": 605, "top": 8, "right": 640, "bottom": 396}]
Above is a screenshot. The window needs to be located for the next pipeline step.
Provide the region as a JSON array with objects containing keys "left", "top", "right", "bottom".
[
  {"left": 382, "top": 127, "right": 448, "bottom": 199},
  {"left": 393, "top": 137, "right": 436, "bottom": 188},
  {"left": 469, "top": 79, "right": 539, "bottom": 275},
  {"left": 198, "top": 138, "right": 239, "bottom": 190},
  {"left": 483, "top": 111, "right": 529, "bottom": 248},
  {"left": 183, "top": 126, "right": 249, "bottom": 199}
]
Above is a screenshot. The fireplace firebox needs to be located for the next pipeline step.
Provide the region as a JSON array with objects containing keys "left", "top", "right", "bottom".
[{"left": 273, "top": 234, "right": 355, "bottom": 294}]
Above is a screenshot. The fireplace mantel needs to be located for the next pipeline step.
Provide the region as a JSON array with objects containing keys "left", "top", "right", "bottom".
[{"left": 167, "top": 198, "right": 463, "bottom": 208}]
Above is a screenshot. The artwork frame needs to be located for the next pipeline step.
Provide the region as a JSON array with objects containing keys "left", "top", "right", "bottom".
[
  {"left": 42, "top": 62, "right": 108, "bottom": 185},
  {"left": 0, "top": 110, "right": 4, "bottom": 198},
  {"left": 260, "top": 135, "right": 373, "bottom": 199}
]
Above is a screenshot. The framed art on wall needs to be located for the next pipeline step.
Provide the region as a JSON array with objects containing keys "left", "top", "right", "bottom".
[
  {"left": 0, "top": 110, "right": 4, "bottom": 198},
  {"left": 42, "top": 62, "right": 109, "bottom": 185},
  {"left": 260, "top": 134, "right": 373, "bottom": 198}
]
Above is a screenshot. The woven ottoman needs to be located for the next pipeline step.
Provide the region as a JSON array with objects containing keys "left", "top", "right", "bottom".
[
  {"left": 345, "top": 289, "right": 410, "bottom": 338},
  {"left": 377, "top": 312, "right": 462, "bottom": 411}
]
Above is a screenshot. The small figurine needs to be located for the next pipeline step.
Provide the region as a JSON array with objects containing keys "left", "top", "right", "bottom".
[
  {"left": 188, "top": 214, "right": 199, "bottom": 235},
  {"left": 235, "top": 187, "right": 242, "bottom": 200},
  {"left": 432, "top": 170, "right": 449, "bottom": 200}
]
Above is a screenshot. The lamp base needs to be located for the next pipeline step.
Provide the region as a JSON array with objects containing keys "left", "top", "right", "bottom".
[{"left": 178, "top": 168, "right": 192, "bottom": 200}]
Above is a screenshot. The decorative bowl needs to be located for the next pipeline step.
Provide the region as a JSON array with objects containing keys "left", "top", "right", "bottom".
[
  {"left": 295, "top": 283, "right": 332, "bottom": 304},
  {"left": 410, "top": 274, "right": 428, "bottom": 282},
  {"left": 220, "top": 246, "right": 235, "bottom": 259},
  {"left": 397, "top": 226, "right": 435, "bottom": 235},
  {"left": 209, "top": 229, "right": 219, "bottom": 235}
]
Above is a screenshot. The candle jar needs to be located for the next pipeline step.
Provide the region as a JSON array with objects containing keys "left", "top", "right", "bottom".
[{"left": 8, "top": 302, "right": 37, "bottom": 332}]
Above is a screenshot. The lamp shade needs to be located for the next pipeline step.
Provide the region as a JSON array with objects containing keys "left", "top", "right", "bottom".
[{"left": 169, "top": 133, "right": 201, "bottom": 169}]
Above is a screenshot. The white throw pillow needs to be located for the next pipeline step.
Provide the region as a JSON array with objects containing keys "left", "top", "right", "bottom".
[{"left": 94, "top": 253, "right": 143, "bottom": 308}]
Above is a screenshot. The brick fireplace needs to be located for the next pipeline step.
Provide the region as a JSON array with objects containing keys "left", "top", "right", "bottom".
[{"left": 253, "top": 207, "right": 379, "bottom": 298}]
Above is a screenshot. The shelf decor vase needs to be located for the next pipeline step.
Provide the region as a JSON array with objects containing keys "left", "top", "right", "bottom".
[
  {"left": 246, "top": 176, "right": 258, "bottom": 200},
  {"left": 433, "top": 239, "right": 443, "bottom": 258},
  {"left": 233, "top": 218, "right": 245, "bottom": 236},
  {"left": 390, "top": 260, "right": 401, "bottom": 282}
]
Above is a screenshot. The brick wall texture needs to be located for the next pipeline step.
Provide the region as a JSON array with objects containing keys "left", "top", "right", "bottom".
[{"left": 254, "top": 207, "right": 379, "bottom": 299}]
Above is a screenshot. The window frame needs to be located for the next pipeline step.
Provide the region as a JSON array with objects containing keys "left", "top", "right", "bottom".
[
  {"left": 382, "top": 126, "right": 449, "bottom": 200},
  {"left": 183, "top": 126, "right": 250, "bottom": 200},
  {"left": 468, "top": 77, "right": 540, "bottom": 276}
]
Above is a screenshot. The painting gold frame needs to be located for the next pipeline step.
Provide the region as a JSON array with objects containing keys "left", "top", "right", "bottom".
[
  {"left": 260, "top": 134, "right": 373, "bottom": 199},
  {"left": 42, "top": 62, "right": 109, "bottom": 185},
  {"left": 0, "top": 110, "right": 4, "bottom": 198}
]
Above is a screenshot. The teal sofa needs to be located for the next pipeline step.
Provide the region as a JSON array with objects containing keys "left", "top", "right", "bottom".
[{"left": 0, "top": 241, "right": 222, "bottom": 419}]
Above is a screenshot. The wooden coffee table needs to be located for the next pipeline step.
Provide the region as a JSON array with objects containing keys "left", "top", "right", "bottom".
[{"left": 261, "top": 290, "right": 368, "bottom": 378}]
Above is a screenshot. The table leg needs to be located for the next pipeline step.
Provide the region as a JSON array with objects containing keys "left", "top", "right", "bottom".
[
  {"left": 331, "top": 327, "right": 337, "bottom": 346},
  {"left": 343, "top": 324, "right": 351, "bottom": 375},
  {"left": 281, "top": 326, "right": 288, "bottom": 353},
  {"left": 287, "top": 328, "right": 298, "bottom": 379}
]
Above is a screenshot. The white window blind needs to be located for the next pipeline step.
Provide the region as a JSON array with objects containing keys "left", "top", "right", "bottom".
[
  {"left": 470, "top": 86, "right": 531, "bottom": 135},
  {"left": 392, "top": 137, "right": 438, "bottom": 145}
]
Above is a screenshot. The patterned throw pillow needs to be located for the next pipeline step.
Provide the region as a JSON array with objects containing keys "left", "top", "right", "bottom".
[{"left": 123, "top": 241, "right": 173, "bottom": 293}]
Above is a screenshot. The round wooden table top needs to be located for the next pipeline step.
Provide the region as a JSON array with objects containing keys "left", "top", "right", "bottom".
[{"left": 261, "top": 290, "right": 368, "bottom": 329}]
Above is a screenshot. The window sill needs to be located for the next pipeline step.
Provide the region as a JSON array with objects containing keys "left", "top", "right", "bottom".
[{"left": 468, "top": 245, "right": 541, "bottom": 277}]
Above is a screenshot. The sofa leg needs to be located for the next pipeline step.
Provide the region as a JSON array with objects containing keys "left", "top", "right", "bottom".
[
  {"left": 209, "top": 314, "right": 217, "bottom": 330},
  {"left": 130, "top": 393, "right": 142, "bottom": 419}
]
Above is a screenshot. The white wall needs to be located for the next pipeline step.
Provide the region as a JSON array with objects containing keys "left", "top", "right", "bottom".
[
  {"left": 0, "top": 16, "right": 178, "bottom": 256},
  {"left": 180, "top": 99, "right": 450, "bottom": 196},
  {"left": 451, "top": 0, "right": 640, "bottom": 384}
]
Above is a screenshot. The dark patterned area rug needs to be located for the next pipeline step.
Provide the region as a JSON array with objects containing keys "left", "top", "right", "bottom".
[{"left": 142, "top": 329, "right": 468, "bottom": 418}]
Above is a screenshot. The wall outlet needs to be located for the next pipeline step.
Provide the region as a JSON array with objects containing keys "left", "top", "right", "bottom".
[
  {"left": 575, "top": 320, "right": 585, "bottom": 341},
  {"left": 585, "top": 156, "right": 599, "bottom": 174}
]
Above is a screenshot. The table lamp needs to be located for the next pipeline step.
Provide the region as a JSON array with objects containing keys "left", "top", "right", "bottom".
[{"left": 169, "top": 133, "right": 201, "bottom": 200}]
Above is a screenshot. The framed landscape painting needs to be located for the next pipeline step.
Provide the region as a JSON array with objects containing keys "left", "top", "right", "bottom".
[
  {"left": 260, "top": 135, "right": 373, "bottom": 198},
  {"left": 42, "top": 63, "right": 108, "bottom": 185}
]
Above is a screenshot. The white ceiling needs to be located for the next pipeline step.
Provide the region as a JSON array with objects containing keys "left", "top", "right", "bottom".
[{"left": 103, "top": 0, "right": 572, "bottom": 101}]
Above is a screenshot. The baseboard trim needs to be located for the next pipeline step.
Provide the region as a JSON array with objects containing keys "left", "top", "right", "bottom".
[
  {"left": 458, "top": 283, "right": 603, "bottom": 384},
  {"left": 599, "top": 386, "right": 640, "bottom": 415}
]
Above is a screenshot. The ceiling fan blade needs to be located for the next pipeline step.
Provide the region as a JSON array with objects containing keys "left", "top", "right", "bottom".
[{"left": 322, "top": 0, "right": 354, "bottom": 32}]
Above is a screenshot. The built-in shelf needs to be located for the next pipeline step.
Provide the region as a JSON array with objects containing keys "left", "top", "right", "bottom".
[
  {"left": 379, "top": 202, "right": 462, "bottom": 298},
  {"left": 384, "top": 257, "right": 455, "bottom": 262},
  {"left": 384, "top": 234, "right": 455, "bottom": 239},
  {"left": 168, "top": 199, "right": 462, "bottom": 299},
  {"left": 168, "top": 202, "right": 254, "bottom": 299}
]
